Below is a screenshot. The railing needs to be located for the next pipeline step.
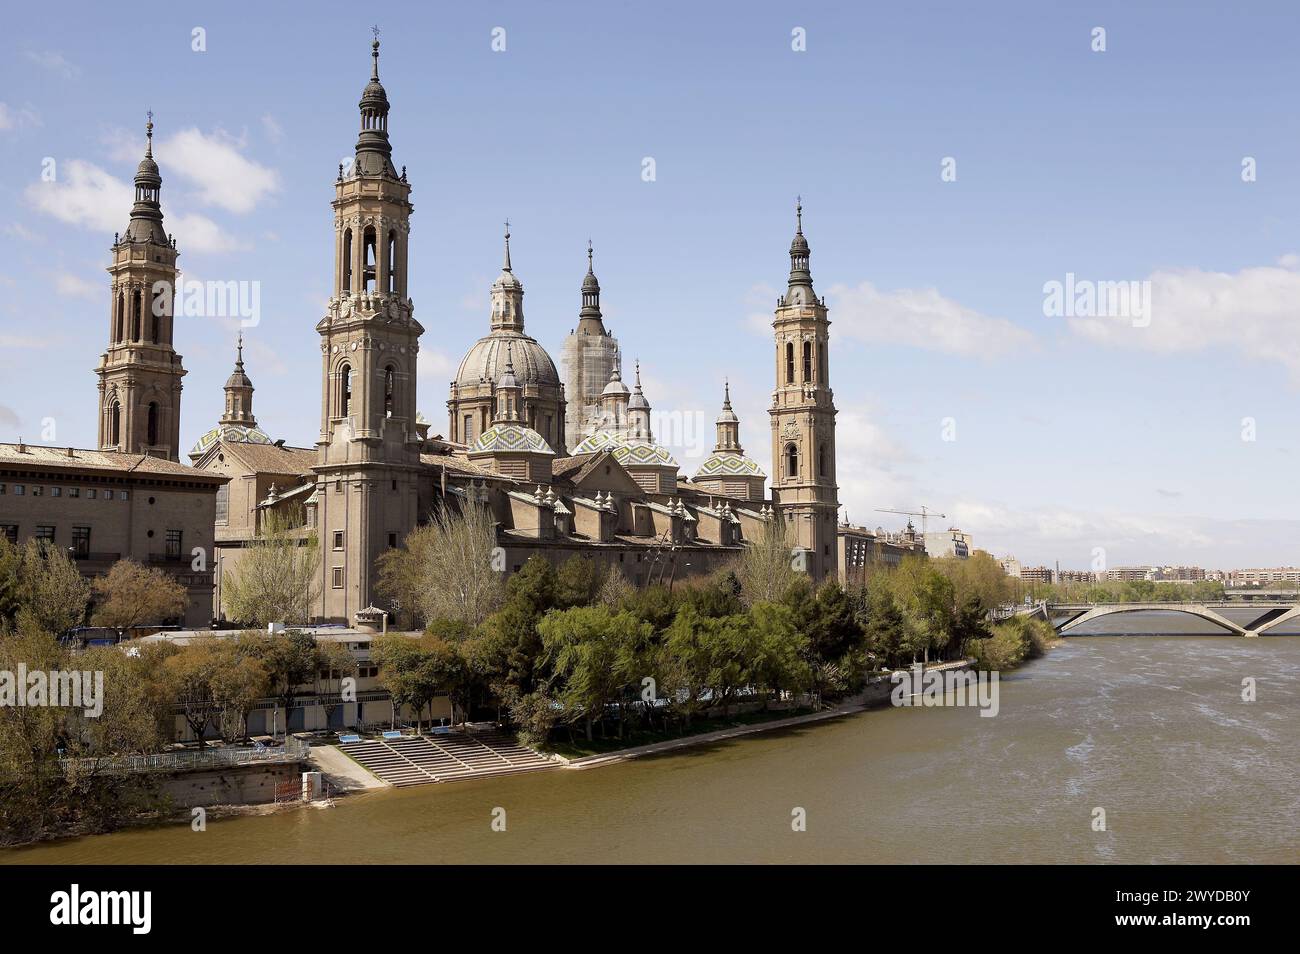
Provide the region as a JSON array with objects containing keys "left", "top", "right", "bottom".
[{"left": 62, "top": 736, "right": 311, "bottom": 775}]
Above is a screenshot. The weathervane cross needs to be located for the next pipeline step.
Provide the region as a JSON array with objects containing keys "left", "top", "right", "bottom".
[{"left": 371, "top": 25, "right": 381, "bottom": 41}]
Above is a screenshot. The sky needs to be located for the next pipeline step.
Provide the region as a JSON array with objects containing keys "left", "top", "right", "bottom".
[{"left": 2, "top": 0, "right": 1299, "bottom": 571}]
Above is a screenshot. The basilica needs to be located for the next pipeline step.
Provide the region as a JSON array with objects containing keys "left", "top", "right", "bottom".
[{"left": 4, "top": 38, "right": 855, "bottom": 629}]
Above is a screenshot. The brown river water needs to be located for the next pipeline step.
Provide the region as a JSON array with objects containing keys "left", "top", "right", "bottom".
[{"left": 5, "top": 619, "right": 1299, "bottom": 864}]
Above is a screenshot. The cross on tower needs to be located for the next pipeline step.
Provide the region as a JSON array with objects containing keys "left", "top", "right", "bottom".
[{"left": 371, "top": 25, "right": 381, "bottom": 41}]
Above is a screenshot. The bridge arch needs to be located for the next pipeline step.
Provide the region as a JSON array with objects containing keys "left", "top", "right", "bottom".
[{"left": 1055, "top": 604, "right": 1247, "bottom": 637}]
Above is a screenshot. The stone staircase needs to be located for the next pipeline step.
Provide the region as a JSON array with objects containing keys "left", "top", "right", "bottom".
[{"left": 340, "top": 728, "right": 555, "bottom": 788}]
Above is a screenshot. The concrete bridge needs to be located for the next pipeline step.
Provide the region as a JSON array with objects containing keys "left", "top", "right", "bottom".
[{"left": 1046, "top": 601, "right": 1300, "bottom": 637}]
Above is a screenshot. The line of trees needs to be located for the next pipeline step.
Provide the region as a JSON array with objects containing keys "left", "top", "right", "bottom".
[{"left": 372, "top": 507, "right": 1029, "bottom": 746}]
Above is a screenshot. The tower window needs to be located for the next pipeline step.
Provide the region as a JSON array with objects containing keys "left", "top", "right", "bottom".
[
  {"left": 785, "top": 342, "right": 794, "bottom": 384},
  {"left": 342, "top": 228, "right": 353, "bottom": 294},
  {"left": 115, "top": 292, "right": 125, "bottom": 342},
  {"left": 363, "top": 226, "right": 377, "bottom": 293},
  {"left": 339, "top": 364, "right": 352, "bottom": 416},
  {"left": 803, "top": 341, "right": 812, "bottom": 382},
  {"left": 387, "top": 229, "right": 398, "bottom": 293},
  {"left": 384, "top": 365, "right": 395, "bottom": 418},
  {"left": 131, "top": 289, "right": 142, "bottom": 340},
  {"left": 819, "top": 342, "right": 827, "bottom": 385},
  {"left": 463, "top": 414, "right": 473, "bottom": 442},
  {"left": 110, "top": 400, "right": 121, "bottom": 446},
  {"left": 818, "top": 443, "right": 826, "bottom": 478},
  {"left": 785, "top": 443, "right": 798, "bottom": 478},
  {"left": 147, "top": 402, "right": 159, "bottom": 446}
]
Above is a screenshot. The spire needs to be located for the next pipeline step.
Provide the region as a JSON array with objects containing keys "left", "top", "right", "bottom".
[
  {"left": 490, "top": 220, "right": 525, "bottom": 332},
  {"left": 578, "top": 239, "right": 604, "bottom": 330},
  {"left": 785, "top": 195, "right": 815, "bottom": 300},
  {"left": 715, "top": 378, "right": 741, "bottom": 451},
  {"left": 353, "top": 30, "right": 397, "bottom": 178},
  {"left": 123, "top": 111, "right": 166, "bottom": 245},
  {"left": 221, "top": 331, "right": 256, "bottom": 427}
]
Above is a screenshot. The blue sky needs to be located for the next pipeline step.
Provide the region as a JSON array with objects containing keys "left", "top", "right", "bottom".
[{"left": 3, "top": 0, "right": 1299, "bottom": 570}]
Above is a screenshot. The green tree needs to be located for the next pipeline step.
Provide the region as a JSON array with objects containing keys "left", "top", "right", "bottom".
[
  {"left": 222, "top": 506, "right": 319, "bottom": 628},
  {"left": 92, "top": 559, "right": 189, "bottom": 635}
]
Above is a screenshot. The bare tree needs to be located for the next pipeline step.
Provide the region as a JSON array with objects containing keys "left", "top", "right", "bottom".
[
  {"left": 378, "top": 498, "right": 503, "bottom": 628},
  {"left": 92, "top": 559, "right": 188, "bottom": 636},
  {"left": 735, "top": 517, "right": 802, "bottom": 607},
  {"left": 223, "top": 505, "right": 320, "bottom": 628}
]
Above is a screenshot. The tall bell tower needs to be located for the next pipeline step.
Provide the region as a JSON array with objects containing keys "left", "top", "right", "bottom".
[
  {"left": 769, "top": 201, "right": 839, "bottom": 581},
  {"left": 313, "top": 33, "right": 423, "bottom": 623},
  {"left": 96, "top": 115, "right": 185, "bottom": 460}
]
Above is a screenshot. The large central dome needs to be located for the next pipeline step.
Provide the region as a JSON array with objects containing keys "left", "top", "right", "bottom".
[{"left": 455, "top": 331, "right": 560, "bottom": 389}]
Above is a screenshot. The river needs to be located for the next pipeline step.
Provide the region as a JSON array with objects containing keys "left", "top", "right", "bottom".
[{"left": 5, "top": 625, "right": 1299, "bottom": 864}]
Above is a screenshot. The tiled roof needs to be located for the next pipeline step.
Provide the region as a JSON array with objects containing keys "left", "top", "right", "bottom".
[
  {"left": 694, "top": 451, "right": 766, "bottom": 478},
  {"left": 0, "top": 443, "right": 227, "bottom": 483},
  {"left": 216, "top": 442, "right": 317, "bottom": 476},
  {"left": 419, "top": 453, "right": 502, "bottom": 479}
]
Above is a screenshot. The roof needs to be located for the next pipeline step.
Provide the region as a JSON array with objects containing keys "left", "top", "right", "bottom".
[
  {"left": 551, "top": 452, "right": 600, "bottom": 483},
  {"left": 694, "top": 451, "right": 766, "bottom": 479},
  {"left": 468, "top": 423, "right": 554, "bottom": 456},
  {"left": 210, "top": 442, "right": 317, "bottom": 477},
  {"left": 0, "top": 443, "right": 227, "bottom": 483},
  {"left": 419, "top": 453, "right": 501, "bottom": 479},
  {"left": 572, "top": 430, "right": 678, "bottom": 468},
  {"left": 190, "top": 422, "right": 273, "bottom": 457}
]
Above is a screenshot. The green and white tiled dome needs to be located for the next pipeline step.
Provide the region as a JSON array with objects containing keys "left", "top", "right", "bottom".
[
  {"left": 189, "top": 422, "right": 274, "bottom": 457},
  {"left": 471, "top": 422, "right": 554, "bottom": 455},
  {"left": 573, "top": 429, "right": 678, "bottom": 468},
  {"left": 694, "top": 451, "right": 765, "bottom": 479}
]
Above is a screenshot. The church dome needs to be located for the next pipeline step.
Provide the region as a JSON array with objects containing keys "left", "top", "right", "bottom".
[
  {"left": 455, "top": 332, "right": 561, "bottom": 389},
  {"left": 694, "top": 451, "right": 765, "bottom": 480},
  {"left": 189, "top": 422, "right": 273, "bottom": 458},
  {"left": 470, "top": 422, "right": 554, "bottom": 455},
  {"left": 573, "top": 429, "right": 678, "bottom": 468}
]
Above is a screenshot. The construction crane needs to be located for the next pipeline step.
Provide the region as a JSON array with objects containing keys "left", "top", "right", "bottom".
[{"left": 875, "top": 506, "right": 946, "bottom": 537}]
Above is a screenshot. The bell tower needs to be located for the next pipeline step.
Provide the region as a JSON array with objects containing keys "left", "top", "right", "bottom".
[
  {"left": 96, "top": 114, "right": 185, "bottom": 460},
  {"left": 769, "top": 201, "right": 839, "bottom": 581},
  {"left": 313, "top": 32, "right": 423, "bottom": 623}
]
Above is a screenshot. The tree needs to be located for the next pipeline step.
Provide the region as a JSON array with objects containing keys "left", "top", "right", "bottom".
[
  {"left": 597, "top": 565, "right": 633, "bottom": 609},
  {"left": 92, "top": 559, "right": 188, "bottom": 635},
  {"left": 539, "top": 605, "right": 653, "bottom": 740},
  {"left": 377, "top": 499, "right": 504, "bottom": 628},
  {"left": 247, "top": 630, "right": 319, "bottom": 736},
  {"left": 223, "top": 505, "right": 319, "bottom": 628},
  {"left": 735, "top": 518, "right": 801, "bottom": 608},
  {"left": 0, "top": 539, "right": 91, "bottom": 636},
  {"left": 372, "top": 634, "right": 435, "bottom": 730},
  {"left": 208, "top": 641, "right": 271, "bottom": 742},
  {"left": 160, "top": 637, "right": 224, "bottom": 743},
  {"left": 315, "top": 640, "right": 357, "bottom": 730},
  {"left": 554, "top": 555, "right": 600, "bottom": 609}
]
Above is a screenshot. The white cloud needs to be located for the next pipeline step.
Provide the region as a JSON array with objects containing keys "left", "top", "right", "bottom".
[
  {"left": 162, "top": 128, "right": 279, "bottom": 214},
  {"left": 24, "top": 160, "right": 240, "bottom": 253},
  {"left": 1067, "top": 257, "right": 1300, "bottom": 380},
  {"left": 54, "top": 272, "right": 98, "bottom": 299},
  {"left": 0, "top": 102, "right": 41, "bottom": 132},
  {"left": 828, "top": 281, "right": 1035, "bottom": 356},
  {"left": 261, "top": 114, "right": 285, "bottom": 144},
  {"left": 24, "top": 50, "right": 79, "bottom": 80},
  {"left": 745, "top": 279, "right": 1034, "bottom": 356}
]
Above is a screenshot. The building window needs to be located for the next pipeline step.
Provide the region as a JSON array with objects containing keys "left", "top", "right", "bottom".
[
  {"left": 165, "top": 530, "right": 183, "bottom": 559},
  {"left": 335, "top": 480, "right": 343, "bottom": 493},
  {"left": 786, "top": 443, "right": 798, "bottom": 478},
  {"left": 51, "top": 487, "right": 61, "bottom": 498},
  {"left": 110, "top": 400, "right": 121, "bottom": 446},
  {"left": 463, "top": 414, "right": 473, "bottom": 443},
  {"left": 131, "top": 288, "right": 142, "bottom": 340},
  {"left": 120, "top": 491, "right": 130, "bottom": 501},
  {"left": 387, "top": 229, "right": 398, "bottom": 293},
  {"left": 818, "top": 443, "right": 826, "bottom": 478},
  {"left": 342, "top": 228, "right": 353, "bottom": 294},
  {"left": 387, "top": 532, "right": 397, "bottom": 549},
  {"left": 71, "top": 527, "right": 90, "bottom": 558},
  {"left": 384, "top": 365, "right": 395, "bottom": 418},
  {"left": 147, "top": 402, "right": 159, "bottom": 445},
  {"left": 68, "top": 487, "right": 79, "bottom": 499},
  {"left": 332, "top": 567, "right": 344, "bottom": 589},
  {"left": 34, "top": 526, "right": 55, "bottom": 543},
  {"left": 87, "top": 489, "right": 97, "bottom": 500},
  {"left": 0, "top": 525, "right": 17, "bottom": 544},
  {"left": 785, "top": 342, "right": 794, "bottom": 383},
  {"left": 339, "top": 364, "right": 352, "bottom": 417},
  {"left": 215, "top": 484, "right": 228, "bottom": 525},
  {"left": 14, "top": 485, "right": 25, "bottom": 496},
  {"left": 803, "top": 341, "right": 812, "bottom": 382},
  {"left": 0, "top": 484, "right": 5, "bottom": 495},
  {"left": 333, "top": 530, "right": 344, "bottom": 551},
  {"left": 31, "top": 486, "right": 43, "bottom": 497},
  {"left": 819, "top": 342, "right": 827, "bottom": 384}
]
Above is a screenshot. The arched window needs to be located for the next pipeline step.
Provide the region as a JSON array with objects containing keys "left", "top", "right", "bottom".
[
  {"left": 785, "top": 342, "right": 795, "bottom": 384},
  {"left": 115, "top": 292, "right": 124, "bottom": 342},
  {"left": 150, "top": 289, "right": 162, "bottom": 343},
  {"left": 362, "top": 226, "right": 377, "bottom": 293},
  {"left": 147, "top": 402, "right": 159, "bottom": 445},
  {"left": 131, "top": 289, "right": 141, "bottom": 340},
  {"left": 383, "top": 365, "right": 395, "bottom": 418},
  {"left": 785, "top": 443, "right": 798, "bottom": 478},
  {"left": 818, "top": 443, "right": 826, "bottom": 478},
  {"left": 110, "top": 400, "right": 121, "bottom": 446},
  {"left": 342, "top": 229, "right": 353, "bottom": 294},
  {"left": 387, "top": 229, "right": 398, "bottom": 293},
  {"left": 339, "top": 364, "right": 353, "bottom": 416},
  {"left": 818, "top": 342, "right": 827, "bottom": 385},
  {"left": 803, "top": 341, "right": 812, "bottom": 382}
]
